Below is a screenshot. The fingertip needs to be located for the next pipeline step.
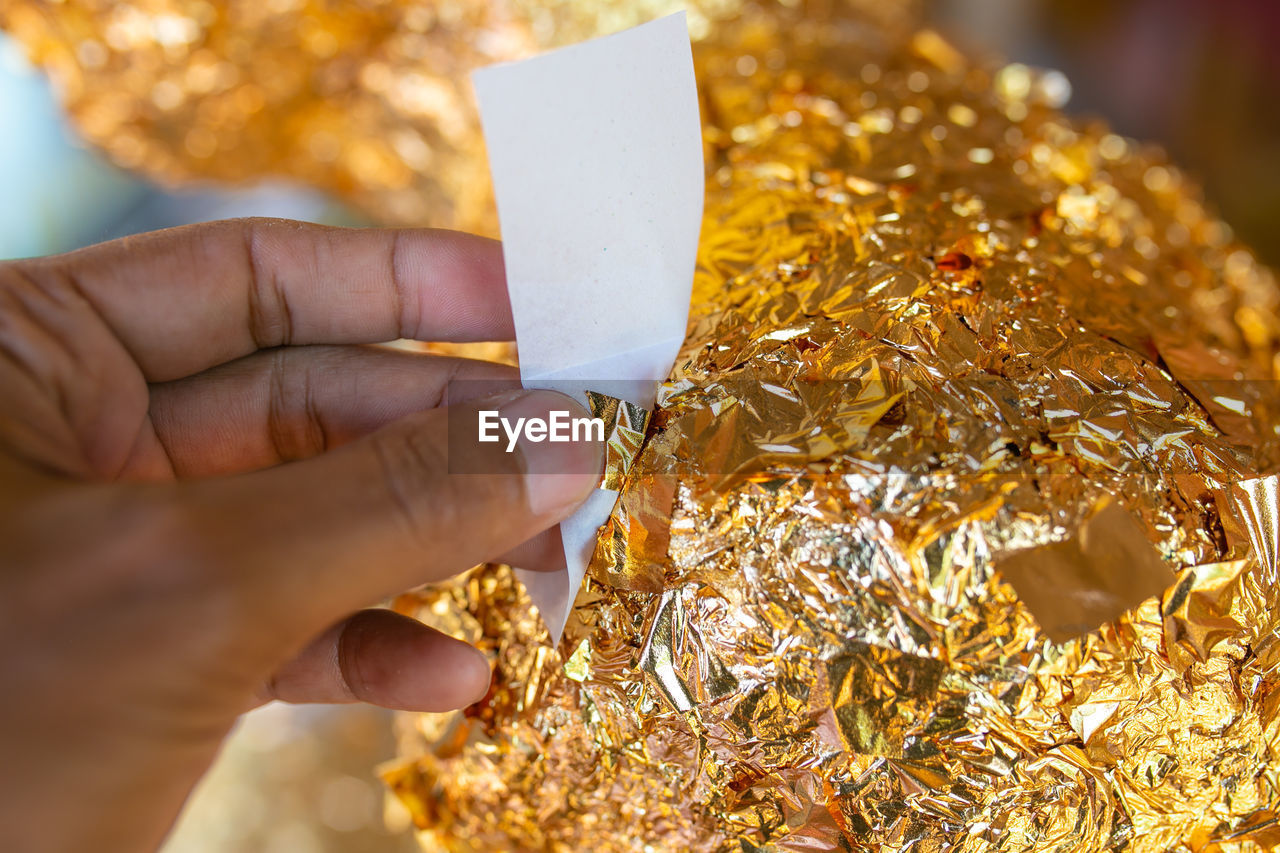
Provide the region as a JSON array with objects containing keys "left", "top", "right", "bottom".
[
  {"left": 494, "top": 390, "right": 604, "bottom": 518},
  {"left": 404, "top": 229, "right": 514, "bottom": 342},
  {"left": 337, "top": 611, "right": 491, "bottom": 712},
  {"left": 401, "top": 628, "right": 492, "bottom": 712},
  {"left": 455, "top": 641, "right": 494, "bottom": 707}
]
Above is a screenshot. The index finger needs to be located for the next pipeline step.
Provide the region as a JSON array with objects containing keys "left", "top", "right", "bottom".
[{"left": 14, "top": 218, "right": 512, "bottom": 382}]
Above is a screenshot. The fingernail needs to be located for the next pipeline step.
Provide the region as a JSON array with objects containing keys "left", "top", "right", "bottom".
[
  {"left": 496, "top": 390, "right": 604, "bottom": 517},
  {"left": 459, "top": 644, "right": 495, "bottom": 707}
]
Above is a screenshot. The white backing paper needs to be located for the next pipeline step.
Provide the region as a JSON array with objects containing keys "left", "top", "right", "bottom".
[{"left": 474, "top": 13, "right": 704, "bottom": 642}]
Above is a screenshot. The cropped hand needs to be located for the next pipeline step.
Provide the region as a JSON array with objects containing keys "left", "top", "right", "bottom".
[{"left": 0, "top": 219, "right": 600, "bottom": 851}]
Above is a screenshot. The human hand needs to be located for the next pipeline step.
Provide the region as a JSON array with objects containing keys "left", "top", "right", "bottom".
[{"left": 0, "top": 219, "right": 602, "bottom": 852}]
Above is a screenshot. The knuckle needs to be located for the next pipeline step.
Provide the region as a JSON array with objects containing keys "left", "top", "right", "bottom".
[
  {"left": 241, "top": 220, "right": 294, "bottom": 348},
  {"left": 265, "top": 348, "right": 328, "bottom": 461},
  {"left": 388, "top": 230, "right": 418, "bottom": 340},
  {"left": 336, "top": 617, "right": 374, "bottom": 701},
  {"left": 370, "top": 424, "right": 460, "bottom": 550}
]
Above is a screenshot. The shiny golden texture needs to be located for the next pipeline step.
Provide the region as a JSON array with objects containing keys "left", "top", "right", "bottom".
[
  {"left": 387, "top": 21, "right": 1280, "bottom": 853},
  {"left": 0, "top": 0, "right": 918, "bottom": 232},
  {"left": 1, "top": 0, "right": 527, "bottom": 230},
  {"left": 586, "top": 391, "right": 651, "bottom": 491}
]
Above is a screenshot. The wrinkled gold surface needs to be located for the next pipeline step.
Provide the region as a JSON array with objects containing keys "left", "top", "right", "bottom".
[
  {"left": 386, "top": 17, "right": 1280, "bottom": 853},
  {"left": 586, "top": 391, "right": 650, "bottom": 491}
]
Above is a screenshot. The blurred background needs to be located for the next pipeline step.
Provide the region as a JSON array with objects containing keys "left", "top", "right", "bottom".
[
  {"left": 0, "top": 1, "right": 1275, "bottom": 851},
  {"left": 3, "top": 0, "right": 1277, "bottom": 264}
]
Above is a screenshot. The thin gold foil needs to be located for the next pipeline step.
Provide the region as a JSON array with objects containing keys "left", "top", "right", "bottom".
[
  {"left": 585, "top": 390, "right": 650, "bottom": 491},
  {"left": 384, "top": 14, "right": 1280, "bottom": 853},
  {"left": 995, "top": 499, "right": 1175, "bottom": 643}
]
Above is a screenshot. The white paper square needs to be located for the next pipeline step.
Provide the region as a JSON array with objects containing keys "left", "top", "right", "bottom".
[{"left": 474, "top": 12, "right": 703, "bottom": 641}]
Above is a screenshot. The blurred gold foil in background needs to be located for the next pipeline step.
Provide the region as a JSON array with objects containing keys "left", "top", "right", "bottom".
[
  {"left": 6, "top": 1, "right": 1280, "bottom": 851},
  {"left": 0, "top": 0, "right": 918, "bottom": 233}
]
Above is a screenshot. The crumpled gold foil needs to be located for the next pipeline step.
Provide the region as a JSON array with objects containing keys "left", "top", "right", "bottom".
[
  {"left": 586, "top": 390, "right": 650, "bottom": 491},
  {"left": 382, "top": 14, "right": 1280, "bottom": 853}
]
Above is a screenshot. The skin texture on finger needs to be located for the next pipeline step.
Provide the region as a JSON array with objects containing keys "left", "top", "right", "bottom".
[
  {"left": 148, "top": 345, "right": 519, "bottom": 476},
  {"left": 9, "top": 218, "right": 513, "bottom": 382},
  {"left": 182, "top": 390, "right": 603, "bottom": 635},
  {"left": 258, "top": 609, "right": 491, "bottom": 711}
]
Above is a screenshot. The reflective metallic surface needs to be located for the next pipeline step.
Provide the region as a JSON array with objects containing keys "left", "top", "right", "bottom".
[
  {"left": 387, "top": 11, "right": 1280, "bottom": 853},
  {"left": 586, "top": 391, "right": 651, "bottom": 492}
]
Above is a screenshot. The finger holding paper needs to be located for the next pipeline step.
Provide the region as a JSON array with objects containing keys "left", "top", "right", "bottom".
[{"left": 472, "top": 12, "right": 705, "bottom": 641}]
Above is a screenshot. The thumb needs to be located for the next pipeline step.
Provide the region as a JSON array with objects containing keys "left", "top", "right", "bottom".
[{"left": 182, "top": 389, "right": 603, "bottom": 632}]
